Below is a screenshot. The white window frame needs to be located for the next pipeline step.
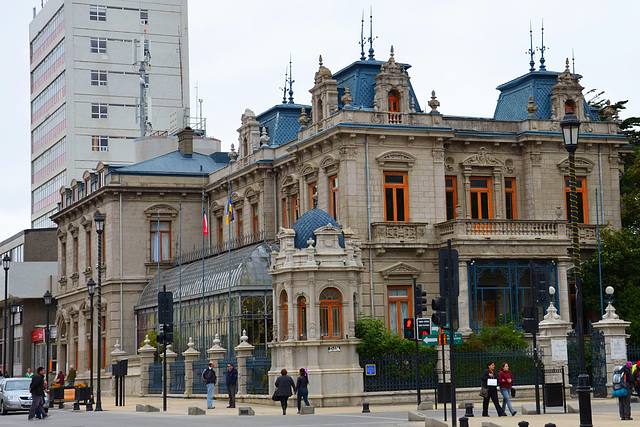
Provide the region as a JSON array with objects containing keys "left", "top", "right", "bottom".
[
  {"left": 91, "top": 103, "right": 107, "bottom": 119},
  {"left": 90, "top": 70, "right": 107, "bottom": 86},
  {"left": 90, "top": 38, "right": 107, "bottom": 54},
  {"left": 92, "top": 136, "right": 108, "bottom": 152},
  {"left": 89, "top": 5, "right": 106, "bottom": 21}
]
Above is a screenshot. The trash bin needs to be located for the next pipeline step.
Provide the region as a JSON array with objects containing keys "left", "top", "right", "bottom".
[{"left": 544, "top": 383, "right": 563, "bottom": 407}]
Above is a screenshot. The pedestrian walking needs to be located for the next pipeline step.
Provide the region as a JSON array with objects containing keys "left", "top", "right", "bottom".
[
  {"left": 226, "top": 363, "right": 238, "bottom": 408},
  {"left": 481, "top": 361, "right": 506, "bottom": 417},
  {"left": 28, "top": 367, "right": 49, "bottom": 421},
  {"left": 498, "top": 362, "right": 517, "bottom": 416},
  {"left": 618, "top": 361, "right": 633, "bottom": 420},
  {"left": 55, "top": 370, "right": 64, "bottom": 386},
  {"left": 295, "top": 368, "right": 310, "bottom": 414},
  {"left": 66, "top": 365, "right": 76, "bottom": 386},
  {"left": 25, "top": 368, "right": 33, "bottom": 378},
  {"left": 274, "top": 368, "right": 295, "bottom": 415},
  {"left": 202, "top": 362, "right": 217, "bottom": 409}
]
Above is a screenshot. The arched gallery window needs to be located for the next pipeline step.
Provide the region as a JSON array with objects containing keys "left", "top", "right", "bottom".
[
  {"left": 281, "top": 290, "right": 288, "bottom": 340},
  {"left": 319, "top": 287, "right": 342, "bottom": 339},
  {"left": 298, "top": 296, "right": 307, "bottom": 340}
]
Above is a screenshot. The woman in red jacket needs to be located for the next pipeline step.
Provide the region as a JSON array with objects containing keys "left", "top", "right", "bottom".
[{"left": 498, "top": 362, "right": 517, "bottom": 416}]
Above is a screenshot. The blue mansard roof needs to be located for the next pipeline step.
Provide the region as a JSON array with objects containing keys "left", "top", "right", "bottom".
[
  {"left": 493, "top": 70, "right": 601, "bottom": 122},
  {"left": 292, "top": 209, "right": 344, "bottom": 249},
  {"left": 112, "top": 150, "right": 230, "bottom": 177},
  {"left": 256, "top": 103, "right": 310, "bottom": 148}
]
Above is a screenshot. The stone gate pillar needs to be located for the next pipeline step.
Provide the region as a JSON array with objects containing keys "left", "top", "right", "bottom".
[
  {"left": 137, "top": 335, "right": 156, "bottom": 396},
  {"left": 593, "top": 299, "right": 630, "bottom": 394},
  {"left": 235, "top": 330, "right": 255, "bottom": 395},
  {"left": 537, "top": 299, "right": 572, "bottom": 387},
  {"left": 207, "top": 334, "right": 226, "bottom": 394},
  {"left": 182, "top": 337, "right": 199, "bottom": 396},
  {"left": 162, "top": 344, "right": 177, "bottom": 392}
]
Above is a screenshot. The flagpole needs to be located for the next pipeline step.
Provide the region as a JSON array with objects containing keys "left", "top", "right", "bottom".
[
  {"left": 156, "top": 211, "right": 161, "bottom": 361},
  {"left": 227, "top": 182, "right": 232, "bottom": 356},
  {"left": 178, "top": 200, "right": 182, "bottom": 353},
  {"left": 201, "top": 167, "right": 205, "bottom": 353}
]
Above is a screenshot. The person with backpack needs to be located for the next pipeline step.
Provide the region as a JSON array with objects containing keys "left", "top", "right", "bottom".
[
  {"left": 613, "top": 362, "right": 633, "bottom": 420},
  {"left": 202, "top": 362, "right": 217, "bottom": 409}
]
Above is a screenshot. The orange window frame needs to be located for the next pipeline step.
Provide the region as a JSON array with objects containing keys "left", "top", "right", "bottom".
[
  {"left": 236, "top": 209, "right": 243, "bottom": 238},
  {"left": 469, "top": 177, "right": 493, "bottom": 219},
  {"left": 383, "top": 172, "right": 409, "bottom": 222},
  {"left": 86, "top": 231, "right": 92, "bottom": 270},
  {"left": 292, "top": 194, "right": 299, "bottom": 221},
  {"left": 282, "top": 198, "right": 288, "bottom": 228},
  {"left": 319, "top": 287, "right": 342, "bottom": 339},
  {"left": 281, "top": 291, "right": 288, "bottom": 341},
  {"left": 252, "top": 204, "right": 259, "bottom": 234},
  {"left": 388, "top": 91, "right": 400, "bottom": 112},
  {"left": 298, "top": 296, "right": 307, "bottom": 340},
  {"left": 445, "top": 176, "right": 458, "bottom": 220},
  {"left": 217, "top": 217, "right": 223, "bottom": 245},
  {"left": 504, "top": 177, "right": 517, "bottom": 219},
  {"left": 329, "top": 175, "right": 339, "bottom": 220},
  {"left": 309, "top": 183, "right": 318, "bottom": 209},
  {"left": 388, "top": 286, "right": 412, "bottom": 336},
  {"left": 565, "top": 176, "right": 588, "bottom": 223}
]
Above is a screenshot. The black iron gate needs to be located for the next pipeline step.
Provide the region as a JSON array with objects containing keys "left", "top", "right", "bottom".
[
  {"left": 170, "top": 361, "right": 185, "bottom": 394},
  {"left": 567, "top": 323, "right": 607, "bottom": 397}
]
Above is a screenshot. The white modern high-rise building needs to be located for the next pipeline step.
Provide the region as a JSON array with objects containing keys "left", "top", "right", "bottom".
[{"left": 29, "top": 0, "right": 190, "bottom": 228}]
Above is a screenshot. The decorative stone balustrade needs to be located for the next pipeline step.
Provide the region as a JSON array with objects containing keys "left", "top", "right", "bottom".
[{"left": 371, "top": 222, "right": 428, "bottom": 244}]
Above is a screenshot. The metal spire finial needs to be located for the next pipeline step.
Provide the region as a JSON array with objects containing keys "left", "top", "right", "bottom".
[
  {"left": 572, "top": 48, "right": 576, "bottom": 74},
  {"left": 280, "top": 67, "right": 287, "bottom": 104},
  {"left": 526, "top": 21, "right": 535, "bottom": 72},
  {"left": 319, "top": 55, "right": 323, "bottom": 67},
  {"left": 536, "top": 19, "right": 548, "bottom": 71},
  {"left": 287, "top": 54, "right": 294, "bottom": 104},
  {"left": 367, "top": 6, "right": 376, "bottom": 60},
  {"left": 359, "top": 11, "right": 366, "bottom": 61}
]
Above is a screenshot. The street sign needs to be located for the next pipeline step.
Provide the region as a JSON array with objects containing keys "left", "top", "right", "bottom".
[
  {"left": 422, "top": 332, "right": 463, "bottom": 346},
  {"left": 417, "top": 318, "right": 431, "bottom": 337},
  {"left": 365, "top": 364, "right": 376, "bottom": 376}
]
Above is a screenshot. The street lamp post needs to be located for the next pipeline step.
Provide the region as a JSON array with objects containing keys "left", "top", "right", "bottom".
[
  {"left": 561, "top": 109, "right": 592, "bottom": 427},
  {"left": 94, "top": 211, "right": 105, "bottom": 411},
  {"left": 43, "top": 291, "right": 52, "bottom": 391},
  {"left": 2, "top": 254, "right": 10, "bottom": 376},
  {"left": 86, "top": 279, "right": 95, "bottom": 411},
  {"left": 9, "top": 301, "right": 21, "bottom": 377}
]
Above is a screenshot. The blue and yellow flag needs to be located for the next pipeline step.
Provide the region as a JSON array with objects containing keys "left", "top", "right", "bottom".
[{"left": 226, "top": 197, "right": 234, "bottom": 225}]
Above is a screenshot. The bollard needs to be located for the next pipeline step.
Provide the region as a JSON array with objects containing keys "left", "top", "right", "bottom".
[
  {"left": 362, "top": 402, "right": 370, "bottom": 413},
  {"left": 518, "top": 422, "right": 529, "bottom": 427},
  {"left": 73, "top": 401, "right": 80, "bottom": 411},
  {"left": 544, "top": 424, "right": 556, "bottom": 427},
  {"left": 464, "top": 402, "right": 474, "bottom": 417},
  {"left": 459, "top": 416, "right": 469, "bottom": 427}
]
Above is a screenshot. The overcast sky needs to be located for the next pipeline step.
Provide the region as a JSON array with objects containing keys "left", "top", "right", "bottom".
[{"left": 1, "top": 0, "right": 638, "bottom": 241}]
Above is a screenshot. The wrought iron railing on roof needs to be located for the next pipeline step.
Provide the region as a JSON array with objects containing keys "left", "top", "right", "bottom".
[{"left": 172, "top": 231, "right": 270, "bottom": 266}]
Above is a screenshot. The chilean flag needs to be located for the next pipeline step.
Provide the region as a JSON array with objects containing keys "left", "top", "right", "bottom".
[{"left": 203, "top": 208, "right": 209, "bottom": 235}]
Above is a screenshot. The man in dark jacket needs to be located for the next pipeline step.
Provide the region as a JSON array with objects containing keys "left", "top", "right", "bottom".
[
  {"left": 28, "top": 367, "right": 48, "bottom": 420},
  {"left": 202, "top": 362, "right": 217, "bottom": 409},
  {"left": 226, "top": 363, "right": 238, "bottom": 408}
]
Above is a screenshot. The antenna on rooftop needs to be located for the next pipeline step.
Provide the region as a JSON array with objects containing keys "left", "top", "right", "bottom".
[
  {"left": 572, "top": 48, "right": 576, "bottom": 74},
  {"left": 359, "top": 11, "right": 366, "bottom": 61},
  {"left": 536, "top": 20, "right": 548, "bottom": 71},
  {"left": 368, "top": 6, "right": 377, "bottom": 61},
  {"left": 526, "top": 21, "right": 535, "bottom": 72},
  {"left": 287, "top": 54, "right": 295, "bottom": 104},
  {"left": 134, "top": 29, "right": 152, "bottom": 137},
  {"left": 280, "top": 67, "right": 288, "bottom": 104}
]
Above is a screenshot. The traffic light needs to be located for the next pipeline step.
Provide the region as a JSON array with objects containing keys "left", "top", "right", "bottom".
[
  {"left": 403, "top": 318, "right": 415, "bottom": 340},
  {"left": 414, "top": 284, "right": 427, "bottom": 318},
  {"left": 158, "top": 323, "right": 174, "bottom": 344},
  {"left": 158, "top": 324, "right": 165, "bottom": 344},
  {"left": 431, "top": 297, "right": 447, "bottom": 327}
]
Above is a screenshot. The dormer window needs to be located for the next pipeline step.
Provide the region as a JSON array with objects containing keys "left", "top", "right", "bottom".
[
  {"left": 388, "top": 91, "right": 400, "bottom": 112},
  {"left": 564, "top": 100, "right": 576, "bottom": 114}
]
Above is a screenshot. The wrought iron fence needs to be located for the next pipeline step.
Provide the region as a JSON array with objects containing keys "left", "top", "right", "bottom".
[
  {"left": 628, "top": 347, "right": 640, "bottom": 363},
  {"left": 148, "top": 363, "right": 162, "bottom": 394},
  {"left": 246, "top": 355, "right": 271, "bottom": 394},
  {"left": 359, "top": 353, "right": 438, "bottom": 392},
  {"left": 192, "top": 360, "right": 209, "bottom": 394},
  {"left": 453, "top": 348, "right": 540, "bottom": 388},
  {"left": 217, "top": 357, "right": 237, "bottom": 395},
  {"left": 170, "top": 361, "right": 185, "bottom": 394}
]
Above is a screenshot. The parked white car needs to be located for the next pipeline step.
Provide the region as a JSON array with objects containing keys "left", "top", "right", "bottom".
[{"left": 0, "top": 378, "right": 49, "bottom": 415}]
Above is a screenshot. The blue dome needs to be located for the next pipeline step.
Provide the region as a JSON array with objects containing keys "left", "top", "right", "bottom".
[{"left": 291, "top": 209, "right": 344, "bottom": 249}]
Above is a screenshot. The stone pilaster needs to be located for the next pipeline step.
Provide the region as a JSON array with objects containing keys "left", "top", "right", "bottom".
[
  {"left": 235, "top": 330, "right": 255, "bottom": 395},
  {"left": 182, "top": 337, "right": 199, "bottom": 396},
  {"left": 537, "top": 300, "right": 572, "bottom": 386},
  {"left": 207, "top": 334, "right": 226, "bottom": 394},
  {"left": 593, "top": 301, "right": 631, "bottom": 394},
  {"left": 162, "top": 344, "right": 177, "bottom": 392},
  {"left": 137, "top": 335, "right": 156, "bottom": 396}
]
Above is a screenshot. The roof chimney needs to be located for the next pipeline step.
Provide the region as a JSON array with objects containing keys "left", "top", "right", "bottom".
[{"left": 177, "top": 127, "right": 194, "bottom": 157}]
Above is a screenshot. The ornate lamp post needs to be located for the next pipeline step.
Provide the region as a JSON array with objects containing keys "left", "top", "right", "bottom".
[
  {"left": 86, "top": 279, "right": 95, "bottom": 411},
  {"left": 9, "top": 300, "right": 21, "bottom": 377},
  {"left": 2, "top": 254, "right": 10, "bottom": 376},
  {"left": 43, "top": 291, "right": 52, "bottom": 388},
  {"left": 561, "top": 109, "right": 592, "bottom": 427},
  {"left": 94, "top": 211, "right": 105, "bottom": 411}
]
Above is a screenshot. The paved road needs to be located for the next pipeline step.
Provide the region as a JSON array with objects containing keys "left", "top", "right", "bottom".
[{"left": 2, "top": 397, "right": 639, "bottom": 427}]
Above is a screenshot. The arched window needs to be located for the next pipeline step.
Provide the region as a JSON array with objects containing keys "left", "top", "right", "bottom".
[
  {"left": 281, "top": 290, "right": 288, "bottom": 340},
  {"left": 242, "top": 137, "right": 248, "bottom": 157},
  {"left": 564, "top": 100, "right": 576, "bottom": 114},
  {"left": 298, "top": 296, "right": 307, "bottom": 340},
  {"left": 388, "top": 91, "right": 400, "bottom": 112},
  {"left": 319, "top": 287, "right": 342, "bottom": 339}
]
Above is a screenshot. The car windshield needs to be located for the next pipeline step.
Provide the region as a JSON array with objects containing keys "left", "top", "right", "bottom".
[{"left": 5, "top": 380, "right": 31, "bottom": 391}]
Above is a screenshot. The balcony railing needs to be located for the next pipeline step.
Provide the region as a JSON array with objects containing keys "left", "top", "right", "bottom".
[{"left": 172, "top": 231, "right": 269, "bottom": 266}]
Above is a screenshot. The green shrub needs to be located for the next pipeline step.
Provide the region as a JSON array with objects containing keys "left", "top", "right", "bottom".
[{"left": 355, "top": 315, "right": 436, "bottom": 356}]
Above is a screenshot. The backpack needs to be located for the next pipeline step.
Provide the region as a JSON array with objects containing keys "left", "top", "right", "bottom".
[
  {"left": 612, "top": 366, "right": 629, "bottom": 397},
  {"left": 202, "top": 367, "right": 217, "bottom": 384}
]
